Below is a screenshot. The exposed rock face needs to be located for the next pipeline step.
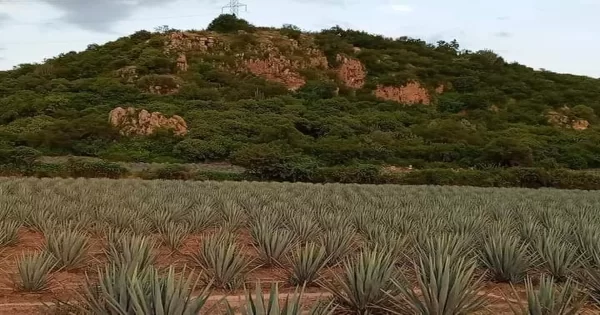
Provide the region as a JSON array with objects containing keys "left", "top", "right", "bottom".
[
  {"left": 336, "top": 54, "right": 366, "bottom": 89},
  {"left": 374, "top": 82, "right": 431, "bottom": 105},
  {"left": 573, "top": 119, "right": 590, "bottom": 130},
  {"left": 164, "top": 30, "right": 331, "bottom": 91},
  {"left": 116, "top": 66, "right": 138, "bottom": 83},
  {"left": 109, "top": 107, "right": 187, "bottom": 136},
  {"left": 546, "top": 108, "right": 590, "bottom": 131},
  {"left": 138, "top": 75, "right": 182, "bottom": 95},
  {"left": 176, "top": 54, "right": 188, "bottom": 72},
  {"left": 164, "top": 32, "right": 218, "bottom": 54},
  {"left": 242, "top": 41, "right": 328, "bottom": 90},
  {"left": 435, "top": 84, "right": 445, "bottom": 94},
  {"left": 244, "top": 55, "right": 306, "bottom": 91}
]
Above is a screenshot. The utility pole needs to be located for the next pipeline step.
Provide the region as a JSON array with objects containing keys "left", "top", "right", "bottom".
[{"left": 222, "top": 0, "right": 247, "bottom": 16}]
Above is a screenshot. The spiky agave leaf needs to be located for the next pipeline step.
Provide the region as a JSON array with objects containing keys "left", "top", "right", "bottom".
[
  {"left": 226, "top": 282, "right": 335, "bottom": 315},
  {"left": 160, "top": 222, "right": 190, "bottom": 250},
  {"left": 387, "top": 253, "right": 487, "bottom": 314},
  {"left": 106, "top": 233, "right": 156, "bottom": 272},
  {"left": 191, "top": 232, "right": 250, "bottom": 289},
  {"left": 365, "top": 227, "right": 407, "bottom": 260},
  {"left": 575, "top": 225, "right": 600, "bottom": 265},
  {"left": 507, "top": 275, "right": 587, "bottom": 315},
  {"left": 0, "top": 221, "right": 20, "bottom": 247},
  {"left": 319, "top": 227, "right": 354, "bottom": 266},
  {"left": 581, "top": 260, "right": 600, "bottom": 303},
  {"left": 253, "top": 226, "right": 297, "bottom": 267},
  {"left": 533, "top": 231, "right": 580, "bottom": 282},
  {"left": 480, "top": 233, "right": 530, "bottom": 283},
  {"left": 288, "top": 243, "right": 329, "bottom": 286},
  {"left": 519, "top": 219, "right": 541, "bottom": 243},
  {"left": 44, "top": 228, "right": 89, "bottom": 270},
  {"left": 188, "top": 205, "right": 216, "bottom": 233},
  {"left": 417, "top": 233, "right": 475, "bottom": 265},
  {"left": 16, "top": 252, "right": 56, "bottom": 292},
  {"left": 321, "top": 248, "right": 397, "bottom": 314},
  {"left": 80, "top": 264, "right": 211, "bottom": 315},
  {"left": 287, "top": 215, "right": 321, "bottom": 245}
]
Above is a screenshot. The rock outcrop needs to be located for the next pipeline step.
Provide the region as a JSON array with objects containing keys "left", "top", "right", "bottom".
[
  {"left": 137, "top": 75, "right": 182, "bottom": 95},
  {"left": 176, "top": 54, "right": 188, "bottom": 72},
  {"left": 546, "top": 107, "right": 590, "bottom": 131},
  {"left": 241, "top": 39, "right": 328, "bottom": 90},
  {"left": 109, "top": 107, "right": 187, "bottom": 136},
  {"left": 336, "top": 55, "right": 366, "bottom": 89},
  {"left": 374, "top": 82, "right": 431, "bottom": 105},
  {"left": 244, "top": 55, "right": 306, "bottom": 91},
  {"left": 116, "top": 66, "right": 138, "bottom": 83},
  {"left": 164, "top": 32, "right": 218, "bottom": 54},
  {"left": 572, "top": 119, "right": 590, "bottom": 130},
  {"left": 164, "top": 30, "right": 332, "bottom": 91},
  {"left": 435, "top": 84, "right": 445, "bottom": 94}
]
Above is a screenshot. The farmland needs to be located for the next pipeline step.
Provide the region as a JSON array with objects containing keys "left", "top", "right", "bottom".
[{"left": 0, "top": 177, "right": 599, "bottom": 314}]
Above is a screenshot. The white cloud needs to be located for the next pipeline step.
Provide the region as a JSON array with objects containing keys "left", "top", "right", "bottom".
[{"left": 390, "top": 4, "right": 413, "bottom": 12}]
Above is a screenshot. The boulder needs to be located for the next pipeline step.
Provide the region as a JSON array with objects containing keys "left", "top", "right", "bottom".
[{"left": 108, "top": 107, "right": 187, "bottom": 136}]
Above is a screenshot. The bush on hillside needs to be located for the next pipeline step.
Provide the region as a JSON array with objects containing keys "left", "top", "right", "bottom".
[{"left": 206, "top": 14, "right": 255, "bottom": 33}]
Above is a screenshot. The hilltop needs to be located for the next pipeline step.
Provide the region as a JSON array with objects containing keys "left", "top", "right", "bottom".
[{"left": 1, "top": 15, "right": 600, "bottom": 186}]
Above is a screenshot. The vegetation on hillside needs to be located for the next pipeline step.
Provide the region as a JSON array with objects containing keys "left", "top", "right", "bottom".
[{"left": 1, "top": 15, "right": 600, "bottom": 183}]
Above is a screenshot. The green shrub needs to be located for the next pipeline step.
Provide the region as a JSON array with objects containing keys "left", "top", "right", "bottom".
[
  {"left": 206, "top": 14, "right": 255, "bottom": 33},
  {"left": 66, "top": 158, "right": 129, "bottom": 179},
  {"left": 143, "top": 164, "right": 192, "bottom": 180}
]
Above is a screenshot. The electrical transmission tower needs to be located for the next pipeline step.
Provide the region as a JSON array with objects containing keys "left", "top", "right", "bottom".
[{"left": 222, "top": 0, "right": 247, "bottom": 16}]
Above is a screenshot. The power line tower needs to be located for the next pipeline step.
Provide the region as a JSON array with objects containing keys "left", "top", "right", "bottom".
[{"left": 222, "top": 0, "right": 247, "bottom": 16}]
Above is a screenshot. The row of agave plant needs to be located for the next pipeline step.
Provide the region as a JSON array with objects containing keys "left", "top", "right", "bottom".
[
  {"left": 0, "top": 178, "right": 600, "bottom": 313},
  {"left": 14, "top": 232, "right": 593, "bottom": 314}
]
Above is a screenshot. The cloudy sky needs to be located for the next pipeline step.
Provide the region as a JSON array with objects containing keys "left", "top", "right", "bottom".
[{"left": 0, "top": 0, "right": 598, "bottom": 77}]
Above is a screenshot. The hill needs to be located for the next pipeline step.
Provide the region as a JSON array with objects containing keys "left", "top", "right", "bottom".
[{"left": 1, "top": 15, "right": 600, "bottom": 186}]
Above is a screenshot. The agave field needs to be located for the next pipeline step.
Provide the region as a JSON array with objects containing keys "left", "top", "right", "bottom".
[{"left": 0, "top": 177, "right": 599, "bottom": 314}]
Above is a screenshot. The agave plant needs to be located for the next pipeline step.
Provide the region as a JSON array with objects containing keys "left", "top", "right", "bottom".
[
  {"left": 387, "top": 253, "right": 487, "bottom": 314},
  {"left": 581, "top": 259, "right": 600, "bottom": 303},
  {"left": 160, "top": 222, "right": 190, "bottom": 250},
  {"left": 188, "top": 205, "right": 216, "bottom": 233},
  {"left": 44, "top": 228, "right": 89, "bottom": 270},
  {"left": 288, "top": 243, "right": 329, "bottom": 286},
  {"left": 507, "top": 275, "right": 587, "bottom": 315},
  {"left": 417, "top": 233, "right": 475, "bottom": 264},
  {"left": 287, "top": 215, "right": 321, "bottom": 245},
  {"left": 190, "top": 232, "right": 250, "bottom": 289},
  {"left": 80, "top": 264, "right": 212, "bottom": 315},
  {"left": 365, "top": 227, "right": 407, "bottom": 260},
  {"left": 253, "top": 226, "right": 297, "bottom": 267},
  {"left": 480, "top": 233, "right": 530, "bottom": 283},
  {"left": 0, "top": 220, "right": 20, "bottom": 247},
  {"left": 319, "top": 228, "right": 354, "bottom": 266},
  {"left": 519, "top": 219, "right": 541, "bottom": 243},
  {"left": 226, "top": 282, "right": 335, "bottom": 315},
  {"left": 321, "top": 248, "right": 397, "bottom": 314},
  {"left": 106, "top": 232, "right": 156, "bottom": 271},
  {"left": 533, "top": 231, "right": 580, "bottom": 282},
  {"left": 16, "top": 252, "right": 56, "bottom": 292}
]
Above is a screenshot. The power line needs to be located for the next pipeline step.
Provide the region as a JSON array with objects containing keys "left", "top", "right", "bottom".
[{"left": 5, "top": 13, "right": 215, "bottom": 26}]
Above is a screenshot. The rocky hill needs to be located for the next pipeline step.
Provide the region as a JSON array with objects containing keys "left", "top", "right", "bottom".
[{"left": 1, "top": 15, "right": 600, "bottom": 182}]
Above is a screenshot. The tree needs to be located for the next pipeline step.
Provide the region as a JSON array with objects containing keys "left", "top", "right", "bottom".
[
  {"left": 206, "top": 14, "right": 255, "bottom": 33},
  {"left": 482, "top": 137, "right": 534, "bottom": 167}
]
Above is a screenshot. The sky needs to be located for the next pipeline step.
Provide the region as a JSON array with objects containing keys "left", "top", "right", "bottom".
[{"left": 0, "top": 0, "right": 598, "bottom": 77}]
